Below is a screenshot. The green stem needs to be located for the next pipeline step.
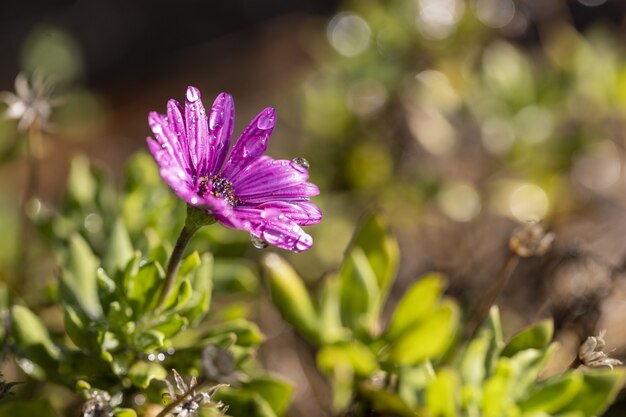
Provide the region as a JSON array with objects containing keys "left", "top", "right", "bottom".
[
  {"left": 156, "top": 205, "right": 215, "bottom": 310},
  {"left": 463, "top": 252, "right": 520, "bottom": 342},
  {"left": 156, "top": 224, "right": 199, "bottom": 310}
]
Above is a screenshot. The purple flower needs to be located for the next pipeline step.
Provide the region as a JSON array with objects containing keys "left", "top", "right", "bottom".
[{"left": 147, "top": 87, "right": 321, "bottom": 252}]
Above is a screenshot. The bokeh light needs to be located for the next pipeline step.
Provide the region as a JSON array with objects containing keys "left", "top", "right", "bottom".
[
  {"left": 327, "top": 12, "right": 372, "bottom": 57},
  {"left": 509, "top": 183, "right": 550, "bottom": 222}
]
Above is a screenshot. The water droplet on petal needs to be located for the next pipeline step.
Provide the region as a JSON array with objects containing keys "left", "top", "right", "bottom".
[
  {"left": 291, "top": 157, "right": 310, "bottom": 170},
  {"left": 186, "top": 86, "right": 200, "bottom": 102},
  {"left": 250, "top": 234, "right": 269, "bottom": 249},
  {"left": 295, "top": 234, "right": 313, "bottom": 252},
  {"left": 257, "top": 109, "right": 276, "bottom": 130}
]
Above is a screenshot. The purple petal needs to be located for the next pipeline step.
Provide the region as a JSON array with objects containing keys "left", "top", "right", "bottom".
[
  {"left": 256, "top": 201, "right": 322, "bottom": 226},
  {"left": 221, "top": 107, "right": 276, "bottom": 181},
  {"left": 166, "top": 99, "right": 191, "bottom": 169},
  {"left": 202, "top": 193, "right": 243, "bottom": 229},
  {"left": 233, "top": 157, "right": 310, "bottom": 197},
  {"left": 238, "top": 182, "right": 320, "bottom": 204},
  {"left": 235, "top": 207, "right": 313, "bottom": 252},
  {"left": 207, "top": 92, "right": 235, "bottom": 175},
  {"left": 148, "top": 112, "right": 189, "bottom": 171},
  {"left": 147, "top": 137, "right": 197, "bottom": 205},
  {"left": 185, "top": 86, "right": 209, "bottom": 173}
]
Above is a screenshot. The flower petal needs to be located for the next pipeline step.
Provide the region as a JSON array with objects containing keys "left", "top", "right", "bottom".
[
  {"left": 185, "top": 86, "right": 209, "bottom": 173},
  {"left": 238, "top": 182, "right": 320, "bottom": 204},
  {"left": 207, "top": 92, "right": 235, "bottom": 175},
  {"left": 235, "top": 207, "right": 313, "bottom": 252},
  {"left": 233, "top": 157, "right": 310, "bottom": 197},
  {"left": 256, "top": 201, "right": 322, "bottom": 226},
  {"left": 166, "top": 99, "right": 191, "bottom": 169},
  {"left": 202, "top": 193, "right": 243, "bottom": 229},
  {"left": 148, "top": 111, "right": 189, "bottom": 172},
  {"left": 221, "top": 107, "right": 276, "bottom": 181},
  {"left": 147, "top": 137, "right": 196, "bottom": 204}
]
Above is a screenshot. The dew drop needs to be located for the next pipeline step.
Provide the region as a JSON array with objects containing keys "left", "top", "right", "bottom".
[
  {"left": 257, "top": 109, "right": 276, "bottom": 130},
  {"left": 295, "top": 234, "right": 313, "bottom": 252},
  {"left": 186, "top": 87, "right": 200, "bottom": 102},
  {"left": 291, "top": 157, "right": 310, "bottom": 170},
  {"left": 250, "top": 234, "right": 269, "bottom": 249}
]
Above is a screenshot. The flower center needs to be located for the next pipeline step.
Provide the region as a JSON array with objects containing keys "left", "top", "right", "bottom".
[{"left": 197, "top": 175, "right": 237, "bottom": 207}]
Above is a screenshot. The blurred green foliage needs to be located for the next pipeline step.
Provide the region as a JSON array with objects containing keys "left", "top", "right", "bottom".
[{"left": 264, "top": 213, "right": 625, "bottom": 417}]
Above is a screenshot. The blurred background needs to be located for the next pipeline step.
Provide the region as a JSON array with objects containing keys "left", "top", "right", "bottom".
[{"left": 3, "top": 0, "right": 626, "bottom": 415}]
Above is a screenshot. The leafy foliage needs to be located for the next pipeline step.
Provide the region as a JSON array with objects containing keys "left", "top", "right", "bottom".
[
  {"left": 264, "top": 213, "right": 625, "bottom": 417},
  {"left": 3, "top": 154, "right": 291, "bottom": 417}
]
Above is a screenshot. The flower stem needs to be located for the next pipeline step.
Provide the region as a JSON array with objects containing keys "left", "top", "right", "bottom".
[
  {"left": 463, "top": 252, "right": 520, "bottom": 342},
  {"left": 15, "top": 120, "right": 43, "bottom": 291},
  {"left": 156, "top": 205, "right": 215, "bottom": 310}
]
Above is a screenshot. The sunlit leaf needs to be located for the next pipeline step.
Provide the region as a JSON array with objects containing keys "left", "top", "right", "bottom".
[
  {"left": 262, "top": 253, "right": 319, "bottom": 343},
  {"left": 386, "top": 273, "right": 445, "bottom": 340},
  {"left": 501, "top": 320, "right": 553, "bottom": 358},
  {"left": 61, "top": 234, "right": 103, "bottom": 320},
  {"left": 127, "top": 361, "right": 167, "bottom": 388},
  {"left": 387, "top": 300, "right": 459, "bottom": 365}
]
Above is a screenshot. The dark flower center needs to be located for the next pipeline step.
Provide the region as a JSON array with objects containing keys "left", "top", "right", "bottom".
[{"left": 197, "top": 175, "right": 237, "bottom": 207}]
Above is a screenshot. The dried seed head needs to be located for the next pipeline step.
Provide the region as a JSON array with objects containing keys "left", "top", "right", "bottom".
[
  {"left": 0, "top": 72, "right": 62, "bottom": 132},
  {"left": 162, "top": 369, "right": 228, "bottom": 417},
  {"left": 81, "top": 389, "right": 115, "bottom": 417},
  {"left": 579, "top": 330, "right": 623, "bottom": 370},
  {"left": 509, "top": 221, "right": 555, "bottom": 257}
]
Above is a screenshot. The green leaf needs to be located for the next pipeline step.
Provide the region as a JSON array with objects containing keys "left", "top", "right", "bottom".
[
  {"left": 244, "top": 375, "right": 294, "bottom": 416},
  {"left": 387, "top": 300, "right": 459, "bottom": 365},
  {"left": 479, "top": 306, "right": 505, "bottom": 375},
  {"left": 213, "top": 259, "right": 258, "bottom": 294},
  {"left": 125, "top": 261, "right": 164, "bottom": 317},
  {"left": 318, "top": 274, "right": 350, "bottom": 344},
  {"left": 558, "top": 369, "right": 626, "bottom": 417},
  {"left": 67, "top": 155, "right": 97, "bottom": 206},
  {"left": 0, "top": 400, "right": 59, "bottom": 417},
  {"left": 425, "top": 368, "right": 460, "bottom": 417},
  {"left": 339, "top": 213, "right": 399, "bottom": 338},
  {"left": 61, "top": 234, "right": 103, "bottom": 320},
  {"left": 459, "top": 331, "right": 491, "bottom": 386},
  {"left": 317, "top": 342, "right": 379, "bottom": 377},
  {"left": 501, "top": 320, "right": 553, "bottom": 358},
  {"left": 213, "top": 390, "right": 278, "bottom": 417},
  {"left": 11, "top": 305, "right": 61, "bottom": 378},
  {"left": 133, "top": 329, "right": 165, "bottom": 351},
  {"left": 360, "top": 385, "right": 417, "bottom": 417},
  {"left": 508, "top": 346, "right": 555, "bottom": 401},
  {"left": 150, "top": 314, "right": 188, "bottom": 338},
  {"left": 114, "top": 409, "right": 137, "bottom": 417},
  {"left": 182, "top": 252, "right": 213, "bottom": 323},
  {"left": 481, "top": 358, "right": 515, "bottom": 417},
  {"left": 162, "top": 278, "right": 192, "bottom": 311},
  {"left": 103, "top": 219, "right": 133, "bottom": 273},
  {"left": 386, "top": 273, "right": 445, "bottom": 340},
  {"left": 64, "top": 305, "right": 96, "bottom": 351},
  {"left": 205, "top": 319, "right": 264, "bottom": 347},
  {"left": 262, "top": 253, "right": 319, "bottom": 343},
  {"left": 179, "top": 251, "right": 201, "bottom": 277},
  {"left": 128, "top": 361, "right": 167, "bottom": 388},
  {"left": 107, "top": 301, "right": 132, "bottom": 331},
  {"left": 518, "top": 372, "right": 584, "bottom": 414}
]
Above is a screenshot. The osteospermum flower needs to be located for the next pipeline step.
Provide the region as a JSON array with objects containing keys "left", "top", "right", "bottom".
[{"left": 147, "top": 87, "right": 321, "bottom": 251}]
